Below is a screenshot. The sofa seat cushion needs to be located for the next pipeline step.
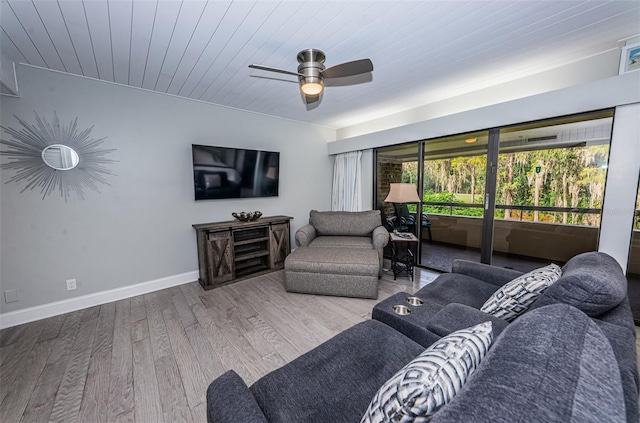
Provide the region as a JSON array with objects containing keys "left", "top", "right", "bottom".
[
  {"left": 430, "top": 304, "right": 626, "bottom": 423},
  {"left": 415, "top": 273, "right": 499, "bottom": 309},
  {"left": 361, "top": 322, "right": 493, "bottom": 423},
  {"left": 309, "top": 236, "right": 373, "bottom": 250},
  {"left": 309, "top": 209, "right": 381, "bottom": 236},
  {"left": 250, "top": 320, "right": 425, "bottom": 423}
]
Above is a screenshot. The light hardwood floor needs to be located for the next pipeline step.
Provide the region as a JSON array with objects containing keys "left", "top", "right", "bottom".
[{"left": 0, "top": 269, "right": 438, "bottom": 423}]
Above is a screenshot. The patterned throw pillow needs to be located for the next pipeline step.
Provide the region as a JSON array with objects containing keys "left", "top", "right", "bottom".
[
  {"left": 361, "top": 322, "right": 493, "bottom": 423},
  {"left": 481, "top": 263, "right": 562, "bottom": 322}
]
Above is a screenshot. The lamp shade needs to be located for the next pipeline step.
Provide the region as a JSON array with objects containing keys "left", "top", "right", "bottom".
[{"left": 384, "top": 183, "right": 421, "bottom": 203}]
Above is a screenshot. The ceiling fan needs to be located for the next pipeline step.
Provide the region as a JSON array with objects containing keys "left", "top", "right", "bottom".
[{"left": 249, "top": 49, "right": 373, "bottom": 104}]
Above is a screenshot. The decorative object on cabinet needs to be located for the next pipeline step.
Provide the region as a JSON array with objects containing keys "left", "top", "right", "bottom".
[
  {"left": 193, "top": 215, "right": 292, "bottom": 290},
  {"left": 232, "top": 211, "right": 263, "bottom": 222},
  {"left": 0, "top": 112, "right": 116, "bottom": 201}
]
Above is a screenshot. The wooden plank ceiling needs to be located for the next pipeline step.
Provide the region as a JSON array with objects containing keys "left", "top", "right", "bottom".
[{"left": 1, "top": 0, "right": 638, "bottom": 129}]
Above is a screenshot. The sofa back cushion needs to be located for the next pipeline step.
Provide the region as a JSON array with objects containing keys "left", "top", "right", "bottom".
[
  {"left": 430, "top": 304, "right": 626, "bottom": 423},
  {"left": 530, "top": 252, "right": 627, "bottom": 317},
  {"left": 310, "top": 210, "right": 382, "bottom": 236}
]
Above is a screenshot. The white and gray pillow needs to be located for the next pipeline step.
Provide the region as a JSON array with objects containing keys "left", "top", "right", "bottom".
[
  {"left": 481, "top": 263, "right": 562, "bottom": 322},
  {"left": 361, "top": 321, "right": 493, "bottom": 423}
]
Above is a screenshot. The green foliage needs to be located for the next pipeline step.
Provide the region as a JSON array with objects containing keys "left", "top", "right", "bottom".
[
  {"left": 422, "top": 190, "right": 483, "bottom": 217},
  {"left": 401, "top": 145, "right": 613, "bottom": 225},
  {"left": 383, "top": 140, "right": 619, "bottom": 226}
]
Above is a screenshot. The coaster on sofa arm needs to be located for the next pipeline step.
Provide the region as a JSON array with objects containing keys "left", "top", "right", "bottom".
[{"left": 360, "top": 321, "right": 493, "bottom": 423}]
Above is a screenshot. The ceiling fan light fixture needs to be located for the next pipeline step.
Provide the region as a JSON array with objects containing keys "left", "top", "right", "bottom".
[
  {"left": 301, "top": 81, "right": 323, "bottom": 96},
  {"left": 250, "top": 48, "right": 372, "bottom": 105}
]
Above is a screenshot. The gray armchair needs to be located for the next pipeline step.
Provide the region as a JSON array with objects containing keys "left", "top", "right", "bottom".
[{"left": 295, "top": 210, "right": 389, "bottom": 276}]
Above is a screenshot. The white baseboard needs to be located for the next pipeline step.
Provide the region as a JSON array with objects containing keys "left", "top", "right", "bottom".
[{"left": 0, "top": 270, "right": 200, "bottom": 329}]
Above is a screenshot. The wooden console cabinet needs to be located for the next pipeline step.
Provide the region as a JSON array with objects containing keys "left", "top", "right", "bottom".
[{"left": 193, "top": 215, "right": 292, "bottom": 290}]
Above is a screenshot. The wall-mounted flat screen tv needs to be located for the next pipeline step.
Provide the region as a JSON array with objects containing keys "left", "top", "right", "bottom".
[{"left": 192, "top": 144, "right": 280, "bottom": 200}]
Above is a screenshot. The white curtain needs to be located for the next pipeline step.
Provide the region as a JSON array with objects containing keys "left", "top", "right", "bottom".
[{"left": 332, "top": 151, "right": 363, "bottom": 211}]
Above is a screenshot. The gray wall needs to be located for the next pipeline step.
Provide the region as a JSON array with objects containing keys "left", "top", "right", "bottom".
[{"left": 0, "top": 65, "right": 335, "bottom": 313}]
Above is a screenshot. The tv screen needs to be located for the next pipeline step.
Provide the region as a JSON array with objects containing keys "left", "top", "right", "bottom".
[{"left": 192, "top": 144, "right": 279, "bottom": 200}]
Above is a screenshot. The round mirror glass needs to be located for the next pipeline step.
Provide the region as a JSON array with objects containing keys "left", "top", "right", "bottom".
[{"left": 41, "top": 144, "right": 79, "bottom": 170}]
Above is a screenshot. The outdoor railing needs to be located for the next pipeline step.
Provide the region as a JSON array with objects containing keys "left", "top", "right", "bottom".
[
  {"left": 421, "top": 202, "right": 640, "bottom": 229},
  {"left": 413, "top": 202, "right": 640, "bottom": 272},
  {"left": 422, "top": 202, "right": 601, "bottom": 217}
]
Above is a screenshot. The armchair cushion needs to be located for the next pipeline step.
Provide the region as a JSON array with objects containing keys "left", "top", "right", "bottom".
[
  {"left": 309, "top": 236, "right": 373, "bottom": 250},
  {"left": 310, "top": 210, "right": 382, "bottom": 236}
]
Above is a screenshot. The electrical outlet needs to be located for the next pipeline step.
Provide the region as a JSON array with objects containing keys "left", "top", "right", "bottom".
[
  {"left": 4, "top": 290, "right": 18, "bottom": 303},
  {"left": 66, "top": 279, "right": 77, "bottom": 291}
]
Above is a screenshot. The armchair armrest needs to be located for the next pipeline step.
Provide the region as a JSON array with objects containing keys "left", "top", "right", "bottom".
[
  {"left": 372, "top": 225, "right": 390, "bottom": 250},
  {"left": 425, "top": 303, "right": 509, "bottom": 338},
  {"left": 207, "top": 370, "right": 269, "bottom": 423},
  {"left": 295, "top": 224, "right": 317, "bottom": 247},
  {"left": 452, "top": 259, "right": 523, "bottom": 288},
  {"left": 372, "top": 225, "right": 390, "bottom": 277}
]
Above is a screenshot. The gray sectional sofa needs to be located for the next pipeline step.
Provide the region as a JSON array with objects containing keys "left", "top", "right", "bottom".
[{"left": 207, "top": 251, "right": 638, "bottom": 422}]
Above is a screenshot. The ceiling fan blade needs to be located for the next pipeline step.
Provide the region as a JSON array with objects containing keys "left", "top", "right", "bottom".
[
  {"left": 249, "top": 64, "right": 302, "bottom": 77},
  {"left": 323, "top": 59, "right": 373, "bottom": 79}
]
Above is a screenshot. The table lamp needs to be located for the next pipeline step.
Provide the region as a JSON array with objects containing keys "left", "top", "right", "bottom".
[{"left": 384, "top": 183, "right": 421, "bottom": 232}]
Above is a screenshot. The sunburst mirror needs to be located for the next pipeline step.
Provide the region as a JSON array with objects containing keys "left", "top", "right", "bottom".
[{"left": 0, "top": 112, "right": 116, "bottom": 202}]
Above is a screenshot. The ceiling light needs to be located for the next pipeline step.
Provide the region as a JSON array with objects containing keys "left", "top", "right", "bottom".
[
  {"left": 465, "top": 138, "right": 477, "bottom": 144},
  {"left": 301, "top": 81, "right": 323, "bottom": 96}
]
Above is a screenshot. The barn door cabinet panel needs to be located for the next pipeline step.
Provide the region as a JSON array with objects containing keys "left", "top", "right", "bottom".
[
  {"left": 193, "top": 216, "right": 292, "bottom": 290},
  {"left": 206, "top": 230, "right": 234, "bottom": 284},
  {"left": 270, "top": 223, "right": 290, "bottom": 268}
]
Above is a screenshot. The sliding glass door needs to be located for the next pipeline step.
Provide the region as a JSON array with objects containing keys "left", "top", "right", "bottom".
[
  {"left": 419, "top": 131, "right": 488, "bottom": 272},
  {"left": 374, "top": 109, "right": 615, "bottom": 274},
  {"left": 492, "top": 112, "right": 614, "bottom": 271}
]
